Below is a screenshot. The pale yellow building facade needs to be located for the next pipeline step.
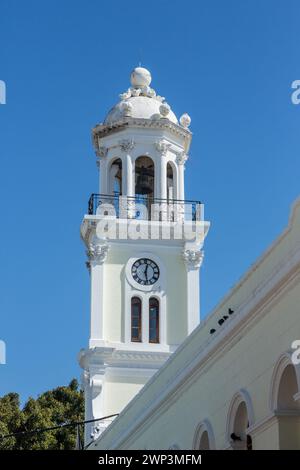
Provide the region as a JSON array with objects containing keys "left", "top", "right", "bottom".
[{"left": 91, "top": 198, "right": 300, "bottom": 450}]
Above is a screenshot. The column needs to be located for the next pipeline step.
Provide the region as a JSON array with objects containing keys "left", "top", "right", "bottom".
[
  {"left": 87, "top": 242, "right": 109, "bottom": 347},
  {"left": 182, "top": 248, "right": 204, "bottom": 333},
  {"left": 97, "top": 146, "right": 108, "bottom": 194}
]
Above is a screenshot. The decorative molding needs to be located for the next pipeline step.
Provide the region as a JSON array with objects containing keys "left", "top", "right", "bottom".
[
  {"left": 92, "top": 118, "right": 192, "bottom": 145},
  {"left": 86, "top": 242, "right": 109, "bottom": 264},
  {"left": 155, "top": 139, "right": 171, "bottom": 156},
  {"left": 176, "top": 151, "right": 189, "bottom": 166},
  {"left": 119, "top": 139, "right": 135, "bottom": 153},
  {"left": 193, "top": 419, "right": 216, "bottom": 450},
  {"left": 182, "top": 249, "right": 204, "bottom": 269}
]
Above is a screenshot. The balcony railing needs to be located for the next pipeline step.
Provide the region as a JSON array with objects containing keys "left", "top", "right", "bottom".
[{"left": 88, "top": 193, "right": 203, "bottom": 222}]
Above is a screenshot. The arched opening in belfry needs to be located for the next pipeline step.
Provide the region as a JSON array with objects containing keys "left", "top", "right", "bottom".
[
  {"left": 167, "top": 162, "right": 175, "bottom": 200},
  {"left": 135, "top": 156, "right": 155, "bottom": 199},
  {"left": 109, "top": 158, "right": 123, "bottom": 195}
]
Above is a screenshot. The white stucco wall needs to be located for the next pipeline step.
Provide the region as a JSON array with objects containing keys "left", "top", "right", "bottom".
[{"left": 91, "top": 198, "right": 300, "bottom": 450}]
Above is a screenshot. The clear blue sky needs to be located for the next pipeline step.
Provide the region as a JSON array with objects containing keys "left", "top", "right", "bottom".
[{"left": 0, "top": 0, "right": 299, "bottom": 402}]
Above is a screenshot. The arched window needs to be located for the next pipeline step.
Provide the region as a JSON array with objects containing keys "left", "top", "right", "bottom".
[
  {"left": 109, "top": 158, "right": 122, "bottom": 195},
  {"left": 131, "top": 297, "right": 142, "bottom": 342},
  {"left": 193, "top": 420, "right": 216, "bottom": 450},
  {"left": 270, "top": 355, "right": 300, "bottom": 449},
  {"left": 149, "top": 297, "right": 159, "bottom": 343},
  {"left": 226, "top": 390, "right": 254, "bottom": 450}
]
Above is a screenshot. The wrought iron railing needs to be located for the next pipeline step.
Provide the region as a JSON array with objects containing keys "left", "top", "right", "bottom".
[{"left": 88, "top": 193, "right": 203, "bottom": 221}]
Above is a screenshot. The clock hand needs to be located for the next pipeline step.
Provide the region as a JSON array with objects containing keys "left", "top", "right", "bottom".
[{"left": 145, "top": 264, "right": 149, "bottom": 281}]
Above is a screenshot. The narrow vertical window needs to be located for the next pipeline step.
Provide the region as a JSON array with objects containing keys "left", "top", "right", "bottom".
[
  {"left": 149, "top": 298, "right": 159, "bottom": 343},
  {"left": 131, "top": 297, "right": 142, "bottom": 342}
]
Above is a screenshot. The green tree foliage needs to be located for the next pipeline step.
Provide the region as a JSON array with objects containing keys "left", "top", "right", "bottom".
[{"left": 0, "top": 379, "right": 84, "bottom": 450}]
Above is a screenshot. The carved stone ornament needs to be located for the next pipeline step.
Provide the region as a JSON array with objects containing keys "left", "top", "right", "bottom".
[
  {"left": 119, "top": 139, "right": 135, "bottom": 152},
  {"left": 155, "top": 139, "right": 171, "bottom": 156},
  {"left": 96, "top": 146, "right": 108, "bottom": 158},
  {"left": 176, "top": 151, "right": 189, "bottom": 166},
  {"left": 119, "top": 100, "right": 133, "bottom": 117},
  {"left": 86, "top": 242, "right": 109, "bottom": 264},
  {"left": 159, "top": 102, "right": 170, "bottom": 117},
  {"left": 182, "top": 249, "right": 204, "bottom": 269},
  {"left": 179, "top": 113, "right": 191, "bottom": 128}
]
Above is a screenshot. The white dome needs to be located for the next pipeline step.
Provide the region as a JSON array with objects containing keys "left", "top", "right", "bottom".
[{"left": 104, "top": 95, "right": 178, "bottom": 125}]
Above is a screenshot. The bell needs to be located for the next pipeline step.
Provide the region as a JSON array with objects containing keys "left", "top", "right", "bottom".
[{"left": 135, "top": 166, "right": 153, "bottom": 195}]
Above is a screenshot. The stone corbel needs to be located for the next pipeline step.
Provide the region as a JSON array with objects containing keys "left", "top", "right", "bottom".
[
  {"left": 155, "top": 139, "right": 171, "bottom": 156},
  {"left": 96, "top": 146, "right": 108, "bottom": 158},
  {"left": 182, "top": 249, "right": 204, "bottom": 270},
  {"left": 86, "top": 242, "right": 110, "bottom": 265}
]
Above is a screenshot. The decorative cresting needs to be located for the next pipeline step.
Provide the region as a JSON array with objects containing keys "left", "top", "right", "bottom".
[
  {"left": 176, "top": 151, "right": 189, "bottom": 166},
  {"left": 119, "top": 138, "right": 135, "bottom": 153},
  {"left": 182, "top": 249, "right": 204, "bottom": 269},
  {"left": 155, "top": 139, "right": 171, "bottom": 156},
  {"left": 86, "top": 242, "right": 110, "bottom": 265}
]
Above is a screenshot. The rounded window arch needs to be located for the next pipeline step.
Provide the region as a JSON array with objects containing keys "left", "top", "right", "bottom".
[
  {"left": 226, "top": 390, "right": 254, "bottom": 450},
  {"left": 109, "top": 158, "right": 123, "bottom": 195},
  {"left": 270, "top": 353, "right": 300, "bottom": 412},
  {"left": 149, "top": 297, "right": 159, "bottom": 343},
  {"left": 193, "top": 420, "right": 216, "bottom": 450},
  {"left": 135, "top": 156, "right": 155, "bottom": 198},
  {"left": 131, "top": 297, "right": 142, "bottom": 342}
]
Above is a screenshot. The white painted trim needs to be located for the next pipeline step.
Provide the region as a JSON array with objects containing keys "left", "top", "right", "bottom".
[
  {"left": 125, "top": 252, "right": 165, "bottom": 292},
  {"left": 225, "top": 389, "right": 255, "bottom": 442},
  {"left": 269, "top": 352, "right": 300, "bottom": 412},
  {"left": 192, "top": 419, "right": 216, "bottom": 450}
]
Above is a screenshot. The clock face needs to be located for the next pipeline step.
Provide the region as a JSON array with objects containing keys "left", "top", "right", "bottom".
[{"left": 131, "top": 258, "right": 160, "bottom": 286}]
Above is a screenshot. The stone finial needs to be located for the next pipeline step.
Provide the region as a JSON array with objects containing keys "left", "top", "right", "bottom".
[
  {"left": 130, "top": 67, "right": 152, "bottom": 88},
  {"left": 159, "top": 102, "right": 170, "bottom": 117},
  {"left": 180, "top": 113, "right": 191, "bottom": 128}
]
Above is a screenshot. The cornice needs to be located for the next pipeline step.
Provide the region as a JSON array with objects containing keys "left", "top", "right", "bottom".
[
  {"left": 79, "top": 346, "right": 170, "bottom": 371},
  {"left": 92, "top": 117, "right": 192, "bottom": 145}
]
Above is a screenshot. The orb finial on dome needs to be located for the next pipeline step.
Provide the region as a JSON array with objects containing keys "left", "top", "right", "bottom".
[{"left": 130, "top": 67, "right": 152, "bottom": 88}]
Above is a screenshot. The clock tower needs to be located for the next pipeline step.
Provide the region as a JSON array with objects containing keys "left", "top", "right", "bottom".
[{"left": 79, "top": 67, "right": 210, "bottom": 444}]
